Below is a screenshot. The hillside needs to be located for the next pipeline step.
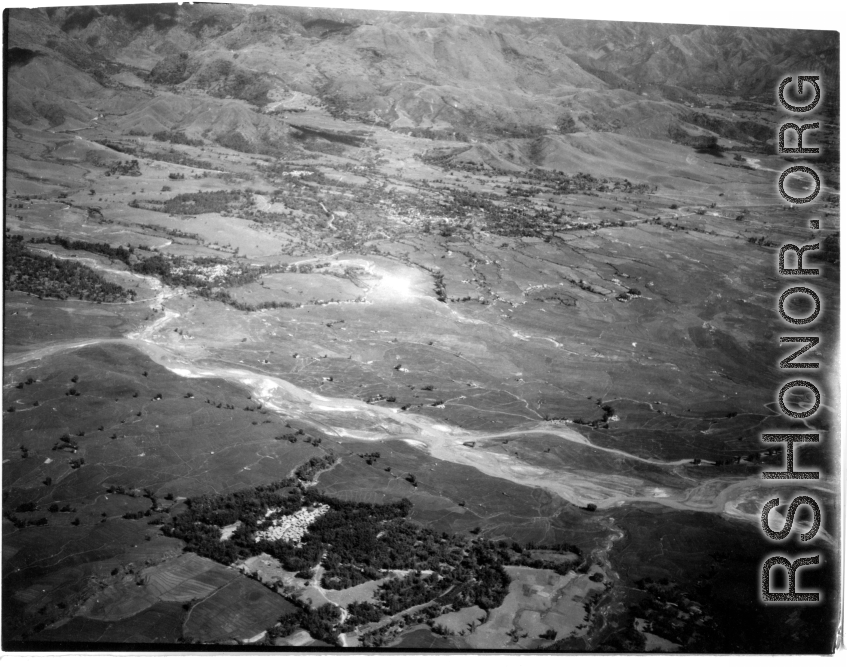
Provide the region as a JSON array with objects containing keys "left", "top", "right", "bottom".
[{"left": 7, "top": 6, "right": 838, "bottom": 147}]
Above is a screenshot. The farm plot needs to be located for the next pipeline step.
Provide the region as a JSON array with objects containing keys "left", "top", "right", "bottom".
[
  {"left": 183, "top": 575, "right": 298, "bottom": 643},
  {"left": 79, "top": 553, "right": 239, "bottom": 622},
  {"left": 141, "top": 552, "right": 235, "bottom": 601},
  {"left": 36, "top": 601, "right": 187, "bottom": 645}
]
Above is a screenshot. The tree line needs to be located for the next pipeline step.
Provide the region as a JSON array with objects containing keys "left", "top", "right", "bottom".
[{"left": 4, "top": 235, "right": 135, "bottom": 303}]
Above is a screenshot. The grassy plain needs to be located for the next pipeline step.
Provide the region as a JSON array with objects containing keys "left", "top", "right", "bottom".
[
  {"left": 2, "top": 342, "right": 331, "bottom": 643},
  {"left": 464, "top": 566, "right": 605, "bottom": 649}
]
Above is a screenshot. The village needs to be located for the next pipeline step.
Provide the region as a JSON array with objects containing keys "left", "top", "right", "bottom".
[{"left": 253, "top": 503, "right": 330, "bottom": 544}]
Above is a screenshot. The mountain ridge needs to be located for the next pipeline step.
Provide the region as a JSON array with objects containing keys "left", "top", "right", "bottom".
[{"left": 8, "top": 5, "right": 837, "bottom": 151}]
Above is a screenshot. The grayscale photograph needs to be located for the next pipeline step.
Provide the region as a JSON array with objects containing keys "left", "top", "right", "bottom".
[{"left": 1, "top": 1, "right": 841, "bottom": 653}]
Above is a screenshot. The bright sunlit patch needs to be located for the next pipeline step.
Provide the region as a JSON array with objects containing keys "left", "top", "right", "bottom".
[{"left": 376, "top": 272, "right": 415, "bottom": 300}]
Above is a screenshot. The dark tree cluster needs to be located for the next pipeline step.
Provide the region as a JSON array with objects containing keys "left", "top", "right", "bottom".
[
  {"left": 267, "top": 599, "right": 343, "bottom": 646},
  {"left": 160, "top": 189, "right": 253, "bottom": 216},
  {"left": 216, "top": 130, "right": 259, "bottom": 154},
  {"left": 147, "top": 52, "right": 194, "bottom": 85},
  {"left": 341, "top": 600, "right": 384, "bottom": 629},
  {"left": 164, "top": 477, "right": 307, "bottom": 566},
  {"left": 358, "top": 452, "right": 381, "bottom": 465},
  {"left": 153, "top": 130, "right": 203, "bottom": 147},
  {"left": 294, "top": 454, "right": 336, "bottom": 482},
  {"left": 105, "top": 159, "right": 141, "bottom": 177},
  {"left": 131, "top": 252, "right": 272, "bottom": 291},
  {"left": 624, "top": 579, "right": 706, "bottom": 648},
  {"left": 4, "top": 235, "right": 135, "bottom": 303},
  {"left": 164, "top": 468, "right": 597, "bottom": 645},
  {"left": 30, "top": 234, "right": 133, "bottom": 264},
  {"left": 194, "top": 287, "right": 298, "bottom": 311},
  {"left": 433, "top": 271, "right": 447, "bottom": 302},
  {"left": 141, "top": 149, "right": 213, "bottom": 171}
]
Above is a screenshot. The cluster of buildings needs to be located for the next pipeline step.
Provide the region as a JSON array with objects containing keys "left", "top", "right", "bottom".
[{"left": 253, "top": 504, "right": 330, "bottom": 544}]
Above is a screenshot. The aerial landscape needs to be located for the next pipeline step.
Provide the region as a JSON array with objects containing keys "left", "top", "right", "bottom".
[{"left": 1, "top": 3, "right": 841, "bottom": 652}]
